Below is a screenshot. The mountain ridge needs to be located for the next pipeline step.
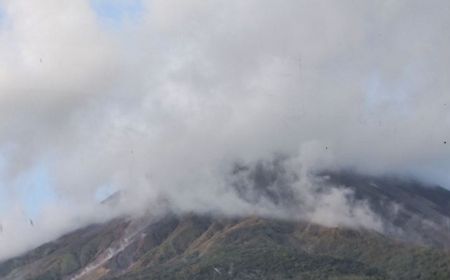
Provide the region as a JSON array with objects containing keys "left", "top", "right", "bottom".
[{"left": 1, "top": 171, "right": 450, "bottom": 279}]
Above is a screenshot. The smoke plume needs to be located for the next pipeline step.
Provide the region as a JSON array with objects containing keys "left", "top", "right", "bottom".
[{"left": 0, "top": 0, "right": 449, "bottom": 260}]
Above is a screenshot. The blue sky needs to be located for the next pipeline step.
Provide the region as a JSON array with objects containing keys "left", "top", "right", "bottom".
[
  {"left": 0, "top": 156, "right": 8, "bottom": 215},
  {"left": 0, "top": 161, "right": 56, "bottom": 220},
  {"left": 0, "top": 5, "right": 5, "bottom": 25},
  {"left": 90, "top": 0, "right": 144, "bottom": 27},
  {"left": 17, "top": 164, "right": 57, "bottom": 220},
  {"left": 0, "top": 1, "right": 144, "bottom": 220}
]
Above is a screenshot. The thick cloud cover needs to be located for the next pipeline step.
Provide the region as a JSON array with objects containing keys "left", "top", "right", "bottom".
[{"left": 0, "top": 0, "right": 449, "bottom": 260}]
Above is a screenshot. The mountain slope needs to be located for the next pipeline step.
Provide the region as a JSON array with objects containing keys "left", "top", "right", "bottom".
[
  {"left": 322, "top": 172, "right": 450, "bottom": 247},
  {"left": 1, "top": 214, "right": 450, "bottom": 280},
  {"left": 1, "top": 172, "right": 450, "bottom": 280}
]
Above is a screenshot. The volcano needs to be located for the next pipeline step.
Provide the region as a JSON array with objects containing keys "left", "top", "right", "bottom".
[{"left": 1, "top": 171, "right": 450, "bottom": 280}]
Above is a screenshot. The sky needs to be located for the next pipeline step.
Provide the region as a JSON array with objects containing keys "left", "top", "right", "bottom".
[
  {"left": 0, "top": 0, "right": 450, "bottom": 261},
  {"left": 91, "top": 0, "right": 143, "bottom": 27},
  {"left": 0, "top": 0, "right": 142, "bottom": 220}
]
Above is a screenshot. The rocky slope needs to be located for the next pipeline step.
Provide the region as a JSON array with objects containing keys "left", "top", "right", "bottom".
[
  {"left": 1, "top": 172, "right": 450, "bottom": 280},
  {"left": 1, "top": 213, "right": 450, "bottom": 280}
]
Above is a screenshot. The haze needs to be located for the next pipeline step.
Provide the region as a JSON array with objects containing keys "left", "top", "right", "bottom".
[{"left": 0, "top": 0, "right": 449, "bottom": 261}]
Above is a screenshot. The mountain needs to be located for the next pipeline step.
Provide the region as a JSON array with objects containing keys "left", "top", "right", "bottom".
[
  {"left": 323, "top": 172, "right": 450, "bottom": 247},
  {"left": 1, "top": 171, "right": 450, "bottom": 280}
]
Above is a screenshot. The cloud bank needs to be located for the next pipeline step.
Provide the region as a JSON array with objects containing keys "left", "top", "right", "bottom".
[{"left": 0, "top": 0, "right": 450, "bottom": 260}]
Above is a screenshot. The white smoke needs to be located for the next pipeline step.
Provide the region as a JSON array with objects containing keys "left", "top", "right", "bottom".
[{"left": 0, "top": 0, "right": 449, "bottom": 261}]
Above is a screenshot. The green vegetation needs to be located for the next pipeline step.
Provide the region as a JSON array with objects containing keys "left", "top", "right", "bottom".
[{"left": 1, "top": 216, "right": 450, "bottom": 280}]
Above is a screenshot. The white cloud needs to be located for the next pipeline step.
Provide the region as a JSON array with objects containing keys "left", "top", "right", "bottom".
[{"left": 0, "top": 0, "right": 449, "bottom": 260}]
